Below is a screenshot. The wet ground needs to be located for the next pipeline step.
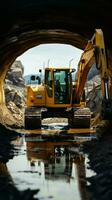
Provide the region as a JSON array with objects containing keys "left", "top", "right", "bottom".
[
  {"left": 0, "top": 121, "right": 96, "bottom": 200},
  {"left": 0, "top": 121, "right": 112, "bottom": 200}
]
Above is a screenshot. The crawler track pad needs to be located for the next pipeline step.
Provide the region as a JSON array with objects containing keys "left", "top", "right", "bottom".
[{"left": 69, "top": 108, "right": 91, "bottom": 128}]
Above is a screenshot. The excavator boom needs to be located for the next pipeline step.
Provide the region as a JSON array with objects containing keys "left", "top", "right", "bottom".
[{"left": 76, "top": 29, "right": 112, "bottom": 119}]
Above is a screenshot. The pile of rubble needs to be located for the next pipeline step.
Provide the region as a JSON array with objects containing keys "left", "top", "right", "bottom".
[
  {"left": 86, "top": 75, "right": 101, "bottom": 116},
  {"left": 4, "top": 60, "right": 25, "bottom": 128}
]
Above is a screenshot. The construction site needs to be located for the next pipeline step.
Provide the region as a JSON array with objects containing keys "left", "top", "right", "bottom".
[{"left": 0, "top": 0, "right": 112, "bottom": 199}]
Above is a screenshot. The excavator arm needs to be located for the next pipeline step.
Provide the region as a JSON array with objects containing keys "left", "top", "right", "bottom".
[{"left": 76, "top": 29, "right": 112, "bottom": 119}]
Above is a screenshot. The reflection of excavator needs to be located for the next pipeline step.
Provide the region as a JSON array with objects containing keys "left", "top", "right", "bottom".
[
  {"left": 26, "top": 139, "right": 89, "bottom": 199},
  {"left": 26, "top": 140, "right": 74, "bottom": 178},
  {"left": 25, "top": 29, "right": 110, "bottom": 130}
]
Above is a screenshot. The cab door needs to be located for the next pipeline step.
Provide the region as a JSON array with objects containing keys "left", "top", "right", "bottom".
[
  {"left": 54, "top": 69, "right": 71, "bottom": 104},
  {"left": 45, "top": 69, "right": 54, "bottom": 106}
]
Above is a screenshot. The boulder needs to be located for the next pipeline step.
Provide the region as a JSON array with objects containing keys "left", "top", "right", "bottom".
[
  {"left": 5, "top": 60, "right": 25, "bottom": 87},
  {"left": 86, "top": 75, "right": 102, "bottom": 115}
]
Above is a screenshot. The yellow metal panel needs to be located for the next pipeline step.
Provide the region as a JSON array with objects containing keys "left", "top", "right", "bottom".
[{"left": 26, "top": 85, "right": 46, "bottom": 107}]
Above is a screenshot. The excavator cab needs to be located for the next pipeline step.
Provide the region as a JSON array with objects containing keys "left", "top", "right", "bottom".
[
  {"left": 54, "top": 69, "right": 71, "bottom": 104},
  {"left": 45, "top": 68, "right": 72, "bottom": 104}
]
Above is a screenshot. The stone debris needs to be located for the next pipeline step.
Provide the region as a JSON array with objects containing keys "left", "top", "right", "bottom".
[
  {"left": 5, "top": 60, "right": 25, "bottom": 87},
  {"left": 4, "top": 60, "right": 25, "bottom": 128}
]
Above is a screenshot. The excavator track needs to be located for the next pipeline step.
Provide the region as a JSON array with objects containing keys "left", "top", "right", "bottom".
[
  {"left": 68, "top": 107, "right": 91, "bottom": 128},
  {"left": 24, "top": 107, "right": 41, "bottom": 130}
]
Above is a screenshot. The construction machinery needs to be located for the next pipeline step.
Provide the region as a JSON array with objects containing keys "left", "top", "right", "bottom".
[
  {"left": 24, "top": 29, "right": 111, "bottom": 130},
  {"left": 76, "top": 29, "right": 112, "bottom": 123},
  {"left": 76, "top": 29, "right": 112, "bottom": 121},
  {"left": 24, "top": 67, "right": 90, "bottom": 129}
]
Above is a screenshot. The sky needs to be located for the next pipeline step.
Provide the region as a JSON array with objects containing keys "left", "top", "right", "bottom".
[{"left": 17, "top": 44, "right": 83, "bottom": 76}]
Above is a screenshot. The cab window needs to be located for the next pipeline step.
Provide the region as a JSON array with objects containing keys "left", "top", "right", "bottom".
[{"left": 45, "top": 70, "right": 53, "bottom": 97}]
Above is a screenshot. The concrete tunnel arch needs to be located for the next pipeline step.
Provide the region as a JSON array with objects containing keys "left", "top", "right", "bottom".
[
  {"left": 0, "top": 30, "right": 86, "bottom": 102},
  {"left": 0, "top": 0, "right": 112, "bottom": 126},
  {"left": 0, "top": 30, "right": 87, "bottom": 126}
]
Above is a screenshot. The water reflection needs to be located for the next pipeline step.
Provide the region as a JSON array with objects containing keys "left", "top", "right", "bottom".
[
  {"left": 25, "top": 137, "right": 90, "bottom": 200},
  {"left": 27, "top": 141, "right": 73, "bottom": 178},
  {"left": 0, "top": 132, "right": 92, "bottom": 200},
  {"left": 0, "top": 132, "right": 39, "bottom": 200}
]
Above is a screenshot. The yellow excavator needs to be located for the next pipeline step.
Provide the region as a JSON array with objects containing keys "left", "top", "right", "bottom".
[
  {"left": 24, "top": 67, "right": 90, "bottom": 129},
  {"left": 24, "top": 29, "right": 110, "bottom": 129}
]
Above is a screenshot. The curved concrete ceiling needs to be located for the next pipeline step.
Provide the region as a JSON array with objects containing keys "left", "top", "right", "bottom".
[{"left": 0, "top": 0, "right": 112, "bottom": 70}]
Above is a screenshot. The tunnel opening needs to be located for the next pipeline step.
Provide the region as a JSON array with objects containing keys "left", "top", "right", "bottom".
[
  {"left": 0, "top": 0, "right": 111, "bottom": 132},
  {"left": 0, "top": 27, "right": 106, "bottom": 133},
  {"left": 0, "top": 29, "right": 97, "bottom": 200},
  {"left": 1, "top": 2, "right": 112, "bottom": 199},
  {"left": 3, "top": 40, "right": 102, "bottom": 131},
  {"left": 0, "top": 26, "right": 89, "bottom": 131},
  {"left": 4, "top": 43, "right": 83, "bottom": 129}
]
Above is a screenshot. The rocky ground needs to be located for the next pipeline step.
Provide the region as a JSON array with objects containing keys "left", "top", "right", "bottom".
[
  {"left": 83, "top": 121, "right": 112, "bottom": 200},
  {"left": 4, "top": 84, "right": 25, "bottom": 127}
]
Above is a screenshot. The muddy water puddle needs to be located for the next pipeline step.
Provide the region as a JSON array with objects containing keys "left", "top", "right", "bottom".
[{"left": 0, "top": 123, "right": 96, "bottom": 200}]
